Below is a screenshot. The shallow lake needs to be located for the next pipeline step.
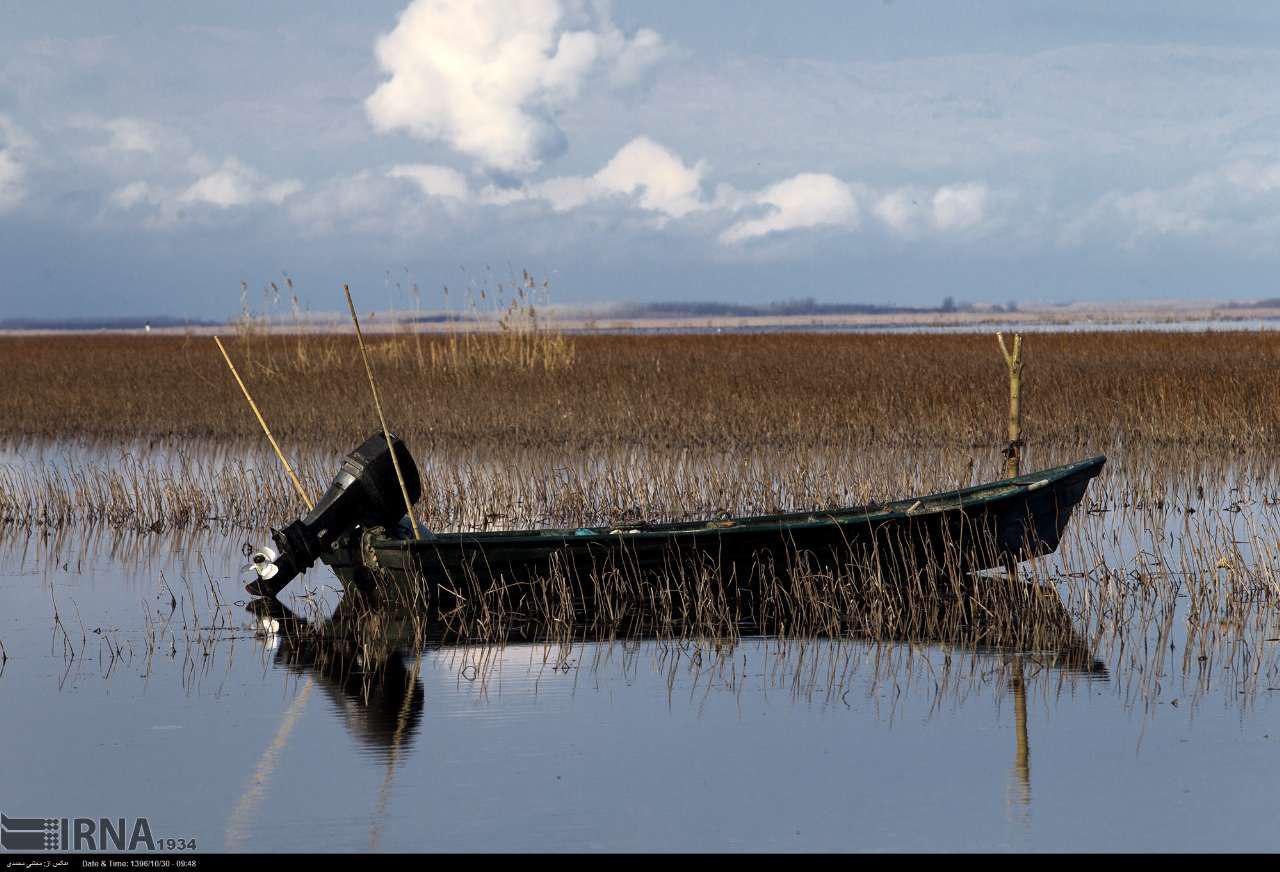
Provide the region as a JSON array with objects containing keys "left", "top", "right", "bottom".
[{"left": 1, "top": 443, "right": 1278, "bottom": 852}]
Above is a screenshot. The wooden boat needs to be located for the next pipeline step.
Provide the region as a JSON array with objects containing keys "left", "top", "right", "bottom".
[
  {"left": 243, "top": 433, "right": 1104, "bottom": 599},
  {"left": 321, "top": 451, "right": 1104, "bottom": 598}
]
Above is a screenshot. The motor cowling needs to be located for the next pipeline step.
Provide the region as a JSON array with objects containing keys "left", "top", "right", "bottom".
[{"left": 246, "top": 432, "right": 421, "bottom": 597}]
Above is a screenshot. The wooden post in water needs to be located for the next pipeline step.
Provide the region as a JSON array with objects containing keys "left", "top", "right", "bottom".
[
  {"left": 1009, "top": 657, "right": 1031, "bottom": 811},
  {"left": 996, "top": 332, "right": 1024, "bottom": 478}
]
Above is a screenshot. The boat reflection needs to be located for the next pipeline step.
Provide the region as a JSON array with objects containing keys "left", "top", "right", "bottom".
[
  {"left": 233, "top": 572, "right": 1106, "bottom": 843},
  {"left": 230, "top": 595, "right": 425, "bottom": 850},
  {"left": 242, "top": 571, "right": 1107, "bottom": 744},
  {"left": 245, "top": 595, "right": 425, "bottom": 755}
]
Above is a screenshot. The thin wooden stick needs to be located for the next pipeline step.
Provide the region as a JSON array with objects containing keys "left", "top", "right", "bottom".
[
  {"left": 996, "top": 331, "right": 1024, "bottom": 479},
  {"left": 344, "top": 285, "right": 422, "bottom": 540},
  {"left": 213, "top": 336, "right": 314, "bottom": 512}
]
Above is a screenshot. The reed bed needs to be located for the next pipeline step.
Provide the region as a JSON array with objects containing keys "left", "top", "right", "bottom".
[
  {"left": 6, "top": 328, "right": 1280, "bottom": 716},
  {"left": 13, "top": 435, "right": 1278, "bottom": 721},
  {"left": 243, "top": 459, "right": 1280, "bottom": 720},
  {"left": 0, "top": 441, "right": 998, "bottom": 532},
  {"left": 3, "top": 330, "right": 1280, "bottom": 451},
  {"left": 4, "top": 437, "right": 1279, "bottom": 538},
  {"left": 29, "top": 460, "right": 1279, "bottom": 720},
  {"left": 6, "top": 327, "right": 1280, "bottom": 532}
]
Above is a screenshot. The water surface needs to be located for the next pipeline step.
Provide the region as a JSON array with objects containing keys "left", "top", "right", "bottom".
[{"left": 1, "top": 447, "right": 1279, "bottom": 852}]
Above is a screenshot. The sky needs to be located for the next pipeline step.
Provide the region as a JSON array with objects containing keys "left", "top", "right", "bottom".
[{"left": 4, "top": 1, "right": 1280, "bottom": 319}]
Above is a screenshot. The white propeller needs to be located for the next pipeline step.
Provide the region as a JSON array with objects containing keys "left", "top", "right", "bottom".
[{"left": 246, "top": 545, "right": 281, "bottom": 581}]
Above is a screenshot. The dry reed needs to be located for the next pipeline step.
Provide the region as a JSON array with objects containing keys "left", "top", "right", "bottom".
[
  {"left": 6, "top": 326, "right": 1280, "bottom": 714},
  {"left": 2, "top": 330, "right": 1279, "bottom": 452}
]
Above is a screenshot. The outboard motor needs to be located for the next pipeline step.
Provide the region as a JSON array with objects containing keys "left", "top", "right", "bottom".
[{"left": 245, "top": 432, "right": 421, "bottom": 598}]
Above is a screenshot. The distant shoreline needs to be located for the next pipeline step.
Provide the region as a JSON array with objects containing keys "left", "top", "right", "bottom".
[{"left": 6, "top": 300, "right": 1280, "bottom": 336}]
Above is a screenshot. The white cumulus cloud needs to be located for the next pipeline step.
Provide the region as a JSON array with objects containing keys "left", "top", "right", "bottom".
[
  {"left": 101, "top": 117, "right": 165, "bottom": 155},
  {"left": 1220, "top": 159, "right": 1280, "bottom": 194},
  {"left": 0, "top": 116, "right": 29, "bottom": 213},
  {"left": 603, "top": 25, "right": 668, "bottom": 87},
  {"left": 67, "top": 116, "right": 206, "bottom": 178},
  {"left": 179, "top": 158, "right": 302, "bottom": 208},
  {"left": 363, "top": 135, "right": 992, "bottom": 248},
  {"left": 592, "top": 135, "right": 704, "bottom": 218},
  {"left": 931, "top": 183, "right": 988, "bottom": 231},
  {"left": 109, "top": 180, "right": 161, "bottom": 210},
  {"left": 388, "top": 164, "right": 471, "bottom": 200},
  {"left": 469, "top": 135, "right": 706, "bottom": 220},
  {"left": 1071, "top": 158, "right": 1280, "bottom": 248},
  {"left": 719, "top": 173, "right": 857, "bottom": 244},
  {"left": 287, "top": 171, "right": 418, "bottom": 237},
  {"left": 871, "top": 183, "right": 990, "bottom": 235},
  {"left": 871, "top": 188, "right": 927, "bottom": 236},
  {"left": 110, "top": 155, "right": 303, "bottom": 226},
  {"left": 373, "top": 138, "right": 716, "bottom": 240},
  {"left": 0, "top": 150, "right": 22, "bottom": 213},
  {"left": 365, "top": 0, "right": 669, "bottom": 174}
]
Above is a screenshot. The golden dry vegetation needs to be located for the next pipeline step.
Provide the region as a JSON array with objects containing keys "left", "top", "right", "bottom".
[
  {"left": 3, "top": 330, "right": 1278, "bottom": 452},
  {"left": 6, "top": 327, "right": 1280, "bottom": 705}
]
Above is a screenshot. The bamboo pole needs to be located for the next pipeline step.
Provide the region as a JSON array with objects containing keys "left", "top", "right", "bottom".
[
  {"left": 343, "top": 284, "right": 422, "bottom": 540},
  {"left": 223, "top": 674, "right": 313, "bottom": 850},
  {"left": 996, "top": 332, "right": 1024, "bottom": 478},
  {"left": 213, "top": 336, "right": 314, "bottom": 511}
]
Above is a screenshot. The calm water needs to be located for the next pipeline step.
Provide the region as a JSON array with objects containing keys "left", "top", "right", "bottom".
[
  {"left": 605, "top": 317, "right": 1280, "bottom": 336},
  {"left": 1, "top": 449, "right": 1279, "bottom": 852}
]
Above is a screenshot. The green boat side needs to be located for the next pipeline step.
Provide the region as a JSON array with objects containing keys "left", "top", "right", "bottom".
[
  {"left": 366, "top": 454, "right": 1104, "bottom": 549},
  {"left": 316, "top": 455, "right": 1105, "bottom": 594}
]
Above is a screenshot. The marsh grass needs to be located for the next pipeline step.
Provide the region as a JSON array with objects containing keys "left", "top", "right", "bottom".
[
  {"left": 224, "top": 269, "right": 573, "bottom": 380},
  {"left": 8, "top": 328, "right": 1280, "bottom": 531},
  {"left": 7, "top": 327, "right": 1280, "bottom": 713},
  {"left": 4, "top": 329, "right": 1280, "bottom": 451},
  {"left": 19, "top": 448, "right": 1280, "bottom": 721},
  {"left": 425, "top": 271, "right": 575, "bottom": 374}
]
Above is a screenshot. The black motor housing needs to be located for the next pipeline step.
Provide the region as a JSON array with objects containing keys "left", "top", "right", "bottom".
[{"left": 246, "top": 432, "right": 421, "bottom": 597}]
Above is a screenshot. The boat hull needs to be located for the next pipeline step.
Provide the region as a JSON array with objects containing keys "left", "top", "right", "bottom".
[{"left": 321, "top": 456, "right": 1105, "bottom": 601}]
